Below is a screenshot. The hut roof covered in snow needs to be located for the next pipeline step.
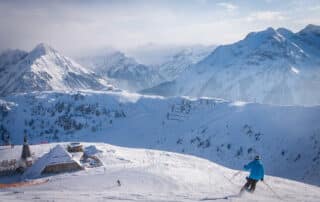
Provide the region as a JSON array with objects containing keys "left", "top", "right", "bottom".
[{"left": 22, "top": 144, "right": 82, "bottom": 179}]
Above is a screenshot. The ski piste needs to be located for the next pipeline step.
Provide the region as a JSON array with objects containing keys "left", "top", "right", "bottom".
[
  {"left": 199, "top": 174, "right": 244, "bottom": 201},
  {"left": 1, "top": 142, "right": 319, "bottom": 201},
  {"left": 199, "top": 180, "right": 247, "bottom": 201},
  {"left": 200, "top": 187, "right": 259, "bottom": 201},
  {"left": 200, "top": 179, "right": 283, "bottom": 201},
  {"left": 200, "top": 166, "right": 280, "bottom": 201}
]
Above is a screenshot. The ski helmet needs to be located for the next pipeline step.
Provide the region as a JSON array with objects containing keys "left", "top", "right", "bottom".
[{"left": 255, "top": 155, "right": 261, "bottom": 160}]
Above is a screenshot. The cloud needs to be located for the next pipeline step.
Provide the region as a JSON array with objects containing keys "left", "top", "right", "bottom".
[
  {"left": 217, "top": 2, "right": 238, "bottom": 11},
  {"left": 0, "top": 0, "right": 319, "bottom": 56},
  {"left": 246, "top": 11, "right": 286, "bottom": 22},
  {"left": 308, "top": 5, "right": 320, "bottom": 11}
]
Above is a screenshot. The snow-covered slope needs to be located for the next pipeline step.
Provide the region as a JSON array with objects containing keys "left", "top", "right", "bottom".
[
  {"left": 0, "top": 44, "right": 107, "bottom": 97},
  {"left": 142, "top": 25, "right": 320, "bottom": 106},
  {"left": 0, "top": 143, "right": 320, "bottom": 202},
  {"left": 1, "top": 142, "right": 320, "bottom": 202},
  {"left": 156, "top": 45, "right": 216, "bottom": 81},
  {"left": 0, "top": 91, "right": 319, "bottom": 186},
  {"left": 78, "top": 51, "right": 164, "bottom": 92}
]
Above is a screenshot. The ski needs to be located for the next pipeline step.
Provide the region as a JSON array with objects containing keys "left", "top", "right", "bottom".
[{"left": 200, "top": 193, "right": 241, "bottom": 201}]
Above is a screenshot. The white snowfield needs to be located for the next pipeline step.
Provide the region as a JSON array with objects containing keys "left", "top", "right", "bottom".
[{"left": 0, "top": 142, "right": 319, "bottom": 202}]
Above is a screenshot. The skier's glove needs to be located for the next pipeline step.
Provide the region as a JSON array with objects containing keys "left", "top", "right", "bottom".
[{"left": 261, "top": 178, "right": 264, "bottom": 181}]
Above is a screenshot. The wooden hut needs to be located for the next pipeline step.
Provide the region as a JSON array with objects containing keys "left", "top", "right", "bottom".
[
  {"left": 41, "top": 145, "right": 83, "bottom": 174},
  {"left": 22, "top": 144, "right": 83, "bottom": 179}
]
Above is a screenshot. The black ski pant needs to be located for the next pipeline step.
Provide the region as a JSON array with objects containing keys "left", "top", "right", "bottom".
[{"left": 243, "top": 177, "right": 258, "bottom": 192}]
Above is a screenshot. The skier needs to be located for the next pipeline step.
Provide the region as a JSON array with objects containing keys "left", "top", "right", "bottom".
[
  {"left": 240, "top": 155, "right": 264, "bottom": 193},
  {"left": 117, "top": 179, "right": 121, "bottom": 186}
]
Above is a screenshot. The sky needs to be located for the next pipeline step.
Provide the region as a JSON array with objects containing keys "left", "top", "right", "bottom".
[{"left": 0, "top": 0, "right": 320, "bottom": 56}]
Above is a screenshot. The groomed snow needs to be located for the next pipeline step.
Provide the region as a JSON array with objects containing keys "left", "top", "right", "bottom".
[{"left": 0, "top": 142, "right": 319, "bottom": 202}]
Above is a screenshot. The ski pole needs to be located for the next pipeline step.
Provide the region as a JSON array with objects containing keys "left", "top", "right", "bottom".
[
  {"left": 225, "top": 170, "right": 242, "bottom": 187},
  {"left": 262, "top": 181, "right": 282, "bottom": 200},
  {"left": 230, "top": 170, "right": 242, "bottom": 180}
]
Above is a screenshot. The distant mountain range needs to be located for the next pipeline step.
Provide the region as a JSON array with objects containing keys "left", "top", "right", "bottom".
[
  {"left": 1, "top": 24, "right": 320, "bottom": 105},
  {"left": 0, "top": 43, "right": 214, "bottom": 96},
  {"left": 142, "top": 24, "right": 320, "bottom": 106},
  {"left": 77, "top": 51, "right": 164, "bottom": 92},
  {"left": 77, "top": 45, "right": 215, "bottom": 91}
]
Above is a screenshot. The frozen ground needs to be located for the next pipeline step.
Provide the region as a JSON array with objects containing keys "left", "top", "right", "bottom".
[{"left": 0, "top": 143, "right": 320, "bottom": 202}]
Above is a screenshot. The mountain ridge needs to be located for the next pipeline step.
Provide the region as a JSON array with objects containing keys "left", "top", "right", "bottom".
[
  {"left": 77, "top": 45, "right": 215, "bottom": 92},
  {"left": 142, "top": 24, "right": 320, "bottom": 106}
]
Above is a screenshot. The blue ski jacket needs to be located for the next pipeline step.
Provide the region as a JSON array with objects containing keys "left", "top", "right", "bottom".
[{"left": 244, "top": 159, "right": 264, "bottom": 180}]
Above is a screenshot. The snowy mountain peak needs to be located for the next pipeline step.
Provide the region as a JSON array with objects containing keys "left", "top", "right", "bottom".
[
  {"left": 77, "top": 50, "right": 164, "bottom": 92},
  {"left": 240, "top": 27, "right": 287, "bottom": 50},
  {"left": 105, "top": 51, "right": 137, "bottom": 65},
  {"left": 297, "top": 24, "right": 320, "bottom": 49},
  {"left": 300, "top": 24, "right": 320, "bottom": 34},
  {"left": 265, "top": 27, "right": 276, "bottom": 32},
  {"left": 245, "top": 27, "right": 277, "bottom": 39},
  {"left": 0, "top": 44, "right": 108, "bottom": 97},
  {"left": 30, "top": 43, "right": 58, "bottom": 57},
  {"left": 155, "top": 45, "right": 216, "bottom": 81}
]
